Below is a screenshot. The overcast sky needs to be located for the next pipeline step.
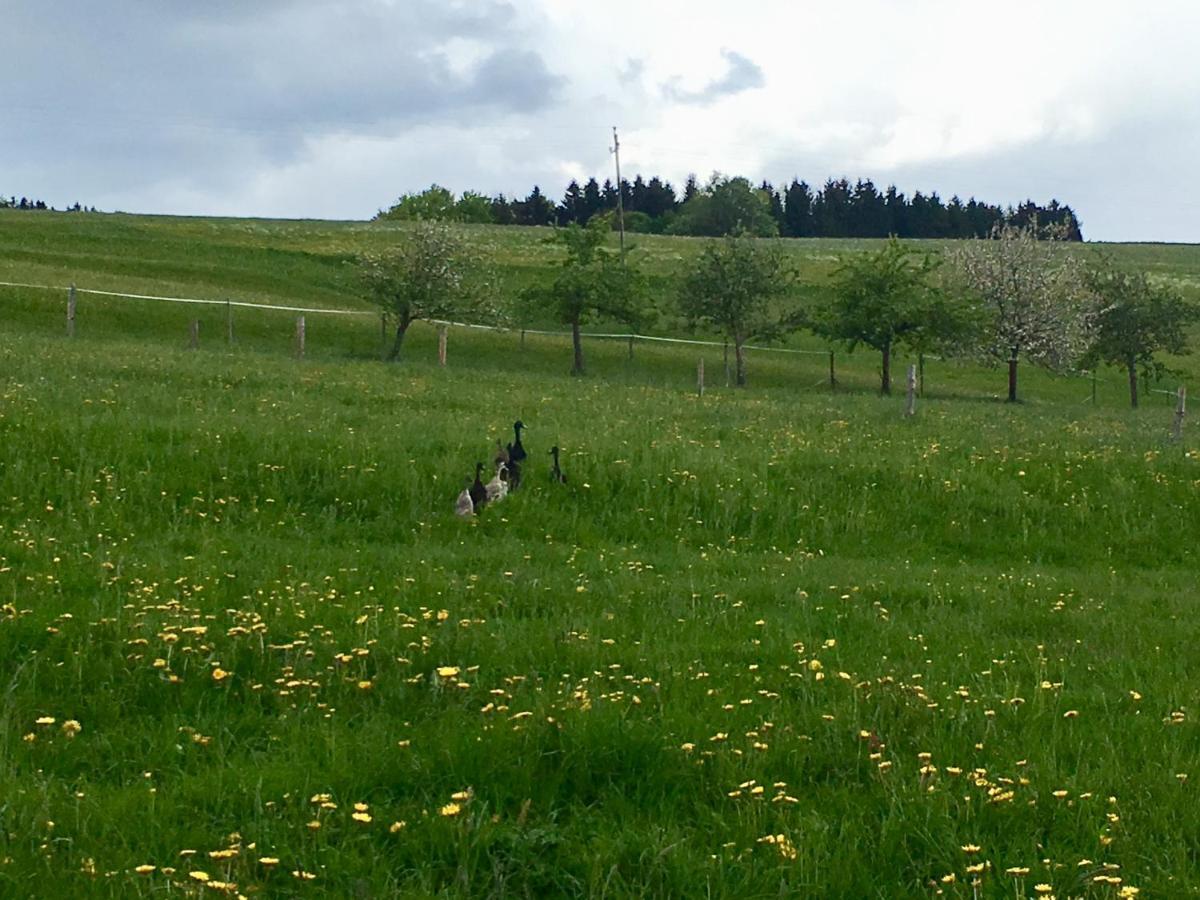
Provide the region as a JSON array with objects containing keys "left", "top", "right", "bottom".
[{"left": 4, "top": 0, "right": 1199, "bottom": 242}]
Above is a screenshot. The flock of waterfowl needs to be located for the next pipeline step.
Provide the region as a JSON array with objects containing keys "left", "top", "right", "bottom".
[{"left": 455, "top": 420, "right": 566, "bottom": 517}]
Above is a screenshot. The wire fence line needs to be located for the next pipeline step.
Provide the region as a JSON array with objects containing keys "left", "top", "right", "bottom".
[
  {"left": 0, "top": 279, "right": 1187, "bottom": 406},
  {"left": 0, "top": 280, "right": 377, "bottom": 316},
  {"left": 0, "top": 278, "right": 830, "bottom": 356}
]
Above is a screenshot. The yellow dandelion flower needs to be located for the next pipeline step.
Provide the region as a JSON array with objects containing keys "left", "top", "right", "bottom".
[
  {"left": 961, "top": 843, "right": 981, "bottom": 854},
  {"left": 353, "top": 802, "right": 369, "bottom": 811},
  {"left": 357, "top": 680, "right": 373, "bottom": 691},
  {"left": 259, "top": 857, "right": 279, "bottom": 866},
  {"left": 189, "top": 871, "right": 210, "bottom": 882},
  {"left": 450, "top": 790, "right": 472, "bottom": 802},
  {"left": 1006, "top": 867, "right": 1030, "bottom": 876},
  {"left": 436, "top": 666, "right": 460, "bottom": 678},
  {"left": 35, "top": 716, "right": 56, "bottom": 726},
  {"left": 389, "top": 821, "right": 407, "bottom": 833},
  {"left": 211, "top": 668, "right": 229, "bottom": 682},
  {"left": 292, "top": 870, "right": 317, "bottom": 880},
  {"left": 352, "top": 811, "right": 372, "bottom": 823},
  {"left": 306, "top": 820, "right": 321, "bottom": 830},
  {"left": 439, "top": 802, "right": 462, "bottom": 817},
  {"left": 1034, "top": 885, "right": 1053, "bottom": 895},
  {"left": 61, "top": 720, "right": 82, "bottom": 737},
  {"left": 1063, "top": 709, "right": 1078, "bottom": 718},
  {"left": 134, "top": 865, "right": 156, "bottom": 875}
]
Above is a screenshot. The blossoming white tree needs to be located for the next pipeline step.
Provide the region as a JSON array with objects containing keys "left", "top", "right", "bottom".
[{"left": 948, "top": 222, "right": 1097, "bottom": 402}]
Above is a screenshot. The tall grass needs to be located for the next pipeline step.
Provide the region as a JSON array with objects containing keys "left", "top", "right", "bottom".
[{"left": 1, "top": 212, "right": 1199, "bottom": 896}]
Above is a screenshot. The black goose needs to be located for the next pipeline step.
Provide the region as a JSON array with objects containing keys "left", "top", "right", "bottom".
[
  {"left": 507, "top": 421, "right": 527, "bottom": 465},
  {"left": 550, "top": 446, "right": 567, "bottom": 483},
  {"left": 468, "top": 462, "right": 488, "bottom": 511},
  {"left": 505, "top": 421, "right": 526, "bottom": 490}
]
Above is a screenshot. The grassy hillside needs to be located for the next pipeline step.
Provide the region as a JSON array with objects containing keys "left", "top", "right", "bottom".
[
  {"left": 3, "top": 210, "right": 1199, "bottom": 400},
  {"left": 6, "top": 211, "right": 1200, "bottom": 302},
  {"left": 1, "top": 213, "right": 1199, "bottom": 896}
]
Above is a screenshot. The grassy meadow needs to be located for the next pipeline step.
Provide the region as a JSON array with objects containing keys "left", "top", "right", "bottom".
[{"left": 2, "top": 211, "right": 1200, "bottom": 897}]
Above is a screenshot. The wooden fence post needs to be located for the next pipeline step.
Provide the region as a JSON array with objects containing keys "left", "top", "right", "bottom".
[
  {"left": 520, "top": 329, "right": 526, "bottom": 350},
  {"left": 438, "top": 325, "right": 448, "bottom": 367},
  {"left": 66, "top": 284, "right": 77, "bottom": 337},
  {"left": 697, "top": 358, "right": 705, "bottom": 397},
  {"left": 918, "top": 353, "right": 925, "bottom": 397},
  {"left": 905, "top": 364, "right": 916, "bottom": 417},
  {"left": 628, "top": 335, "right": 634, "bottom": 361},
  {"left": 380, "top": 313, "right": 388, "bottom": 360},
  {"left": 295, "top": 315, "right": 306, "bottom": 359},
  {"left": 1171, "top": 386, "right": 1187, "bottom": 440},
  {"left": 723, "top": 340, "right": 730, "bottom": 387},
  {"left": 829, "top": 351, "right": 836, "bottom": 391},
  {"left": 1091, "top": 369, "right": 1097, "bottom": 405},
  {"left": 226, "top": 300, "right": 235, "bottom": 344},
  {"left": 189, "top": 319, "right": 200, "bottom": 350}
]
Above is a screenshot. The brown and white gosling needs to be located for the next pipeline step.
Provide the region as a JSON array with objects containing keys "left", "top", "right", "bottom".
[
  {"left": 485, "top": 462, "right": 509, "bottom": 503},
  {"left": 455, "top": 478, "right": 474, "bottom": 518}
]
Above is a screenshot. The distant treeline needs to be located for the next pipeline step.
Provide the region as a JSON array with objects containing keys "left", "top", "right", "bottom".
[
  {"left": 376, "top": 175, "right": 1084, "bottom": 241},
  {"left": 1, "top": 197, "right": 97, "bottom": 212}
]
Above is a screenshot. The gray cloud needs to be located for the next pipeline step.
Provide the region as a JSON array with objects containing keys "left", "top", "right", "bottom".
[
  {"left": 664, "top": 50, "right": 765, "bottom": 105},
  {"left": 0, "top": 0, "right": 562, "bottom": 208},
  {"left": 618, "top": 58, "right": 645, "bottom": 86}
]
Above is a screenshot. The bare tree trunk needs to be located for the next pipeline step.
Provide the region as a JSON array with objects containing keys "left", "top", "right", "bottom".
[
  {"left": 387, "top": 317, "right": 411, "bottom": 362},
  {"left": 1127, "top": 358, "right": 1139, "bottom": 409},
  {"left": 880, "top": 342, "right": 892, "bottom": 395},
  {"left": 571, "top": 319, "right": 585, "bottom": 376},
  {"left": 1007, "top": 346, "right": 1019, "bottom": 403},
  {"left": 734, "top": 337, "right": 747, "bottom": 387}
]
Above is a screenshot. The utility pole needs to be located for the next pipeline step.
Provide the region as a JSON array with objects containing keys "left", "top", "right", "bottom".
[{"left": 611, "top": 126, "right": 626, "bottom": 262}]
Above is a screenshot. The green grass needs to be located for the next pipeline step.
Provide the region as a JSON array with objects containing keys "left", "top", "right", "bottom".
[{"left": 1, "top": 212, "right": 1199, "bottom": 897}]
